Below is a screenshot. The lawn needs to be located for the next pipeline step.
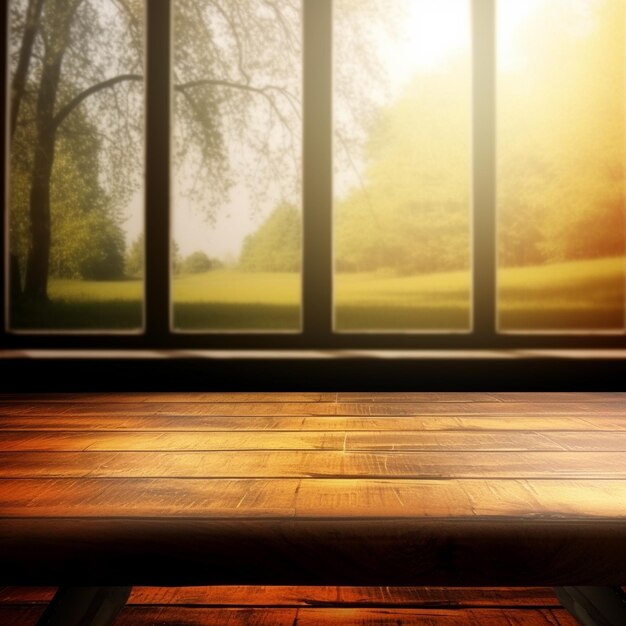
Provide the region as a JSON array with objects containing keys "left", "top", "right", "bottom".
[
  {"left": 10, "top": 256, "right": 625, "bottom": 332},
  {"left": 173, "top": 271, "right": 300, "bottom": 330},
  {"left": 10, "top": 279, "right": 143, "bottom": 331}
]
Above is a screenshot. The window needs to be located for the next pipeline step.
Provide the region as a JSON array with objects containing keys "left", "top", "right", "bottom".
[
  {"left": 171, "top": 0, "right": 303, "bottom": 333},
  {"left": 2, "top": 0, "right": 626, "bottom": 351},
  {"left": 334, "top": 0, "right": 472, "bottom": 333},
  {"left": 497, "top": 0, "right": 625, "bottom": 333},
  {"left": 7, "top": 0, "right": 145, "bottom": 332}
]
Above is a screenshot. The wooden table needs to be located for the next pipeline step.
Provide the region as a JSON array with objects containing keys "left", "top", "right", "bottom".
[{"left": 0, "top": 392, "right": 625, "bottom": 624}]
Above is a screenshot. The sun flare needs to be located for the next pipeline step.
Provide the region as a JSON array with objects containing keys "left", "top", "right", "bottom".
[{"left": 390, "top": 0, "right": 553, "bottom": 75}]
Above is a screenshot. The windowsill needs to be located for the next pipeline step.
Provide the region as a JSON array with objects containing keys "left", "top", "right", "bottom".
[
  {"left": 3, "top": 348, "right": 626, "bottom": 359},
  {"left": 2, "top": 349, "right": 624, "bottom": 392}
]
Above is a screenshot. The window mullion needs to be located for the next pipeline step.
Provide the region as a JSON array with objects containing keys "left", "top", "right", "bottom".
[
  {"left": 145, "top": 0, "right": 172, "bottom": 343},
  {"left": 472, "top": 0, "right": 497, "bottom": 341},
  {"left": 302, "top": 0, "right": 333, "bottom": 341},
  {"left": 2, "top": 1, "right": 8, "bottom": 337}
]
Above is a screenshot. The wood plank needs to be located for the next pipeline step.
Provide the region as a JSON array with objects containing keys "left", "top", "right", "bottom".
[
  {"left": 4, "top": 430, "right": 626, "bottom": 452},
  {"left": 0, "top": 393, "right": 337, "bottom": 403},
  {"left": 0, "top": 605, "right": 578, "bottom": 626},
  {"left": 113, "top": 607, "right": 292, "bottom": 626},
  {"left": 0, "top": 477, "right": 300, "bottom": 517},
  {"left": 0, "top": 585, "right": 564, "bottom": 607},
  {"left": 345, "top": 431, "right": 626, "bottom": 452},
  {"left": 330, "top": 402, "right": 626, "bottom": 417},
  {"left": 0, "top": 402, "right": 339, "bottom": 416},
  {"left": 485, "top": 392, "right": 626, "bottom": 404},
  {"left": 2, "top": 478, "right": 626, "bottom": 518},
  {"left": 1, "top": 415, "right": 622, "bottom": 432},
  {"left": 1, "top": 450, "right": 625, "bottom": 479},
  {"left": 0, "top": 606, "right": 45, "bottom": 626},
  {"left": 6, "top": 429, "right": 626, "bottom": 452},
  {"left": 110, "top": 607, "right": 578, "bottom": 625},
  {"left": 337, "top": 393, "right": 503, "bottom": 403},
  {"left": 1, "top": 400, "right": 626, "bottom": 416},
  {"left": 2, "top": 392, "right": 622, "bottom": 404},
  {"left": 0, "top": 431, "right": 345, "bottom": 452},
  {"left": 338, "top": 392, "right": 626, "bottom": 403},
  {"left": 294, "top": 478, "right": 626, "bottom": 518},
  {"left": 0, "top": 391, "right": 621, "bottom": 404},
  {"left": 128, "top": 587, "right": 564, "bottom": 609},
  {"left": 536, "top": 431, "right": 626, "bottom": 451},
  {"left": 297, "top": 609, "right": 578, "bottom": 626},
  {"left": 293, "top": 608, "right": 578, "bottom": 625}
]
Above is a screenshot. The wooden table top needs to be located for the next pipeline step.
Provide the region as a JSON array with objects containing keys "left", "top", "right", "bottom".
[{"left": 0, "top": 392, "right": 625, "bottom": 586}]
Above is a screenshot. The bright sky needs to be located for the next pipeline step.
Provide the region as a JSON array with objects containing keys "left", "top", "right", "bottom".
[{"left": 123, "top": 0, "right": 577, "bottom": 261}]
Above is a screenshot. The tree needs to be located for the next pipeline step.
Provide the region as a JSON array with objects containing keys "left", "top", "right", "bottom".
[
  {"left": 181, "top": 251, "right": 219, "bottom": 274},
  {"left": 239, "top": 203, "right": 301, "bottom": 272},
  {"left": 498, "top": 0, "right": 625, "bottom": 266},
  {"left": 126, "top": 236, "right": 194, "bottom": 277},
  {"left": 10, "top": 0, "right": 303, "bottom": 303},
  {"left": 334, "top": 0, "right": 625, "bottom": 274},
  {"left": 9, "top": 0, "right": 393, "bottom": 304},
  {"left": 172, "top": 242, "right": 183, "bottom": 276},
  {"left": 335, "top": 61, "right": 471, "bottom": 274},
  {"left": 10, "top": 90, "right": 125, "bottom": 281},
  {"left": 125, "top": 233, "right": 144, "bottom": 279},
  {"left": 10, "top": 0, "right": 144, "bottom": 301}
]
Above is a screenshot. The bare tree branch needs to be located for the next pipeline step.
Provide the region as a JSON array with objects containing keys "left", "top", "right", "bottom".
[
  {"left": 52, "top": 73, "right": 143, "bottom": 130},
  {"left": 205, "top": 1, "right": 250, "bottom": 84},
  {"left": 176, "top": 78, "right": 299, "bottom": 121},
  {"left": 53, "top": 72, "right": 299, "bottom": 131},
  {"left": 10, "top": 0, "right": 45, "bottom": 139}
]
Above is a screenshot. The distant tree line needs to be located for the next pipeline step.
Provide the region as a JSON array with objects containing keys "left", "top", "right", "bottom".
[
  {"left": 125, "top": 234, "right": 221, "bottom": 279},
  {"left": 239, "top": 203, "right": 301, "bottom": 272}
]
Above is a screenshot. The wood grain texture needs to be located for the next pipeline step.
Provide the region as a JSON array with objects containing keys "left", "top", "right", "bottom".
[
  {"left": 2, "top": 414, "right": 623, "bottom": 432},
  {"left": 0, "top": 430, "right": 347, "bottom": 451},
  {"left": 2, "top": 429, "right": 626, "bottom": 451},
  {"left": 1, "top": 478, "right": 626, "bottom": 518},
  {"left": 0, "top": 606, "right": 46, "bottom": 626},
  {"left": 1, "top": 449, "right": 626, "bottom": 478},
  {"left": 112, "top": 607, "right": 578, "bottom": 625},
  {"left": 0, "top": 586, "right": 564, "bottom": 607},
  {"left": 0, "top": 605, "right": 579, "bottom": 626},
  {"left": 344, "top": 431, "right": 626, "bottom": 451},
  {"left": 338, "top": 392, "right": 626, "bottom": 403},
  {"left": 0, "top": 392, "right": 624, "bottom": 588},
  {"left": 0, "top": 392, "right": 338, "bottom": 403},
  {"left": 2, "top": 391, "right": 623, "bottom": 403},
  {"left": 2, "top": 400, "right": 626, "bottom": 416}
]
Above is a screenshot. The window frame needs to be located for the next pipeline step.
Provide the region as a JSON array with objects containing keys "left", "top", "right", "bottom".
[{"left": 2, "top": 0, "right": 626, "bottom": 353}]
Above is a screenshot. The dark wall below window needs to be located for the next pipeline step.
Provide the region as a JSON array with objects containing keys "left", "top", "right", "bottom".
[{"left": 0, "top": 353, "right": 624, "bottom": 391}]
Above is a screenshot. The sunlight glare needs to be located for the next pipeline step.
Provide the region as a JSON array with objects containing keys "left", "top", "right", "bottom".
[
  {"left": 497, "top": 0, "right": 603, "bottom": 72},
  {"left": 497, "top": 0, "right": 542, "bottom": 72},
  {"left": 393, "top": 0, "right": 595, "bottom": 76},
  {"left": 405, "top": 0, "right": 469, "bottom": 72}
]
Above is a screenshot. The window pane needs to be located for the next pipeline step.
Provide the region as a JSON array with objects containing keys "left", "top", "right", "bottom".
[
  {"left": 497, "top": 0, "right": 626, "bottom": 332},
  {"left": 333, "top": 0, "right": 472, "bottom": 332},
  {"left": 8, "top": 0, "right": 145, "bottom": 331},
  {"left": 172, "top": 0, "right": 302, "bottom": 332}
]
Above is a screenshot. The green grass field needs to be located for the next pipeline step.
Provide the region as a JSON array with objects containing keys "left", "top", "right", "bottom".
[
  {"left": 10, "top": 256, "right": 625, "bottom": 332},
  {"left": 11, "top": 279, "right": 144, "bottom": 331}
]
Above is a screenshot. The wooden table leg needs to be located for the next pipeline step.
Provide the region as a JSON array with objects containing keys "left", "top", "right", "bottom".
[
  {"left": 554, "top": 586, "right": 626, "bottom": 626},
  {"left": 35, "top": 586, "right": 131, "bottom": 626}
]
